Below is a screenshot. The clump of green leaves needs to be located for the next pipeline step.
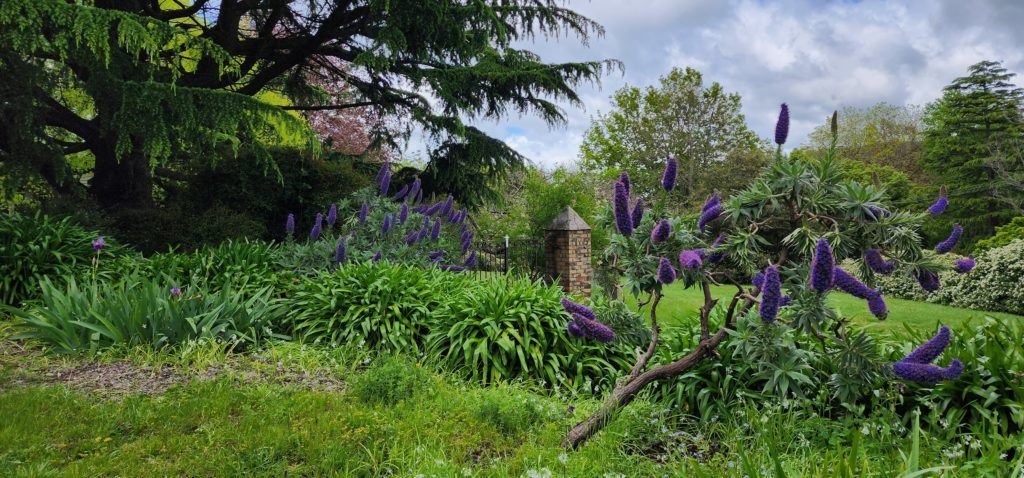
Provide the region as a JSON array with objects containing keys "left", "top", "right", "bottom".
[
  {"left": 474, "top": 387, "right": 559, "bottom": 435},
  {"left": 352, "top": 355, "right": 434, "bottom": 405}
]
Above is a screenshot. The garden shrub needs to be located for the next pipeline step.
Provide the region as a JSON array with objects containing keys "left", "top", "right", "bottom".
[
  {"left": 426, "top": 275, "right": 633, "bottom": 391},
  {"left": 132, "top": 240, "right": 285, "bottom": 295},
  {"left": 352, "top": 355, "right": 434, "bottom": 405},
  {"left": 974, "top": 216, "right": 1024, "bottom": 252},
  {"left": 0, "top": 212, "right": 124, "bottom": 306},
  {"left": 288, "top": 262, "right": 470, "bottom": 352},
  {"left": 474, "top": 387, "right": 558, "bottom": 435},
  {"left": 6, "top": 276, "right": 285, "bottom": 354}
]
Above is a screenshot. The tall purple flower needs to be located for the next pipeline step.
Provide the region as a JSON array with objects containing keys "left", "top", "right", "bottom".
[
  {"left": 405, "top": 230, "right": 419, "bottom": 245},
  {"left": 678, "top": 249, "right": 703, "bottom": 270},
  {"left": 371, "top": 251, "right": 382, "bottom": 263},
  {"left": 394, "top": 184, "right": 409, "bottom": 200},
  {"left": 774, "top": 103, "right": 789, "bottom": 146},
  {"left": 866, "top": 206, "right": 892, "bottom": 222},
  {"left": 701, "top": 193, "right": 720, "bottom": 214},
  {"left": 892, "top": 360, "right": 963, "bottom": 384},
  {"left": 867, "top": 291, "right": 888, "bottom": 320},
  {"left": 358, "top": 203, "right": 368, "bottom": 224},
  {"left": 428, "top": 249, "right": 445, "bottom": 261},
  {"left": 934, "top": 224, "right": 962, "bottom": 254},
  {"left": 285, "top": 214, "right": 295, "bottom": 237},
  {"left": 381, "top": 214, "right": 392, "bottom": 234},
  {"left": 619, "top": 172, "right": 631, "bottom": 196},
  {"left": 399, "top": 203, "right": 409, "bottom": 224},
  {"left": 651, "top": 219, "right": 671, "bottom": 244},
  {"left": 414, "top": 188, "right": 423, "bottom": 204},
  {"left": 833, "top": 267, "right": 872, "bottom": 299},
  {"left": 631, "top": 199, "right": 644, "bottom": 228},
  {"left": 902, "top": 326, "right": 951, "bottom": 364},
  {"left": 661, "top": 154, "right": 678, "bottom": 192},
  {"left": 576, "top": 314, "right": 615, "bottom": 343},
  {"left": 376, "top": 162, "right": 391, "bottom": 196},
  {"left": 408, "top": 178, "right": 421, "bottom": 203},
  {"left": 92, "top": 236, "right": 105, "bottom": 251},
  {"left": 613, "top": 180, "right": 633, "bottom": 236},
  {"left": 954, "top": 256, "right": 975, "bottom": 274},
  {"left": 430, "top": 217, "right": 441, "bottom": 241},
  {"left": 335, "top": 238, "right": 347, "bottom": 264},
  {"left": 567, "top": 320, "right": 583, "bottom": 338},
  {"left": 703, "top": 234, "right": 727, "bottom": 264},
  {"left": 759, "top": 265, "right": 782, "bottom": 324},
  {"left": 657, "top": 258, "right": 677, "bottom": 285},
  {"left": 326, "top": 204, "right": 338, "bottom": 227},
  {"left": 915, "top": 270, "right": 941, "bottom": 292},
  {"left": 752, "top": 271, "right": 765, "bottom": 290},
  {"left": 310, "top": 213, "right": 323, "bottom": 240},
  {"left": 560, "top": 298, "right": 596, "bottom": 321},
  {"left": 926, "top": 186, "right": 948, "bottom": 216},
  {"left": 464, "top": 250, "right": 477, "bottom": 267},
  {"left": 697, "top": 203, "right": 722, "bottom": 233},
  {"left": 864, "top": 249, "right": 895, "bottom": 275},
  {"left": 810, "top": 238, "right": 836, "bottom": 293}
]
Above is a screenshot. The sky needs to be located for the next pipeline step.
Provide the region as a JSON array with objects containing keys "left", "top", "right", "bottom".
[{"left": 437, "top": 0, "right": 1024, "bottom": 170}]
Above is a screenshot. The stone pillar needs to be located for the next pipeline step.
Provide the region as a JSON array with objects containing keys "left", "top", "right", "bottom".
[{"left": 544, "top": 207, "right": 592, "bottom": 296}]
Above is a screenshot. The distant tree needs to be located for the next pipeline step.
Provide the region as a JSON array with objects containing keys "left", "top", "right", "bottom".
[
  {"left": 579, "top": 67, "right": 760, "bottom": 206},
  {"left": 0, "top": 0, "right": 615, "bottom": 211},
  {"left": 807, "top": 102, "right": 925, "bottom": 179},
  {"left": 922, "top": 60, "right": 1024, "bottom": 245}
]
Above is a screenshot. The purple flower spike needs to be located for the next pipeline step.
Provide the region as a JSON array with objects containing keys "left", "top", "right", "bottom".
[
  {"left": 381, "top": 214, "right": 392, "bottom": 234},
  {"left": 902, "top": 326, "right": 951, "bottom": 364},
  {"left": 92, "top": 236, "right": 105, "bottom": 251},
  {"left": 651, "top": 219, "right": 671, "bottom": 244},
  {"left": 779, "top": 295, "right": 792, "bottom": 307},
  {"left": 430, "top": 217, "right": 441, "bottom": 241},
  {"left": 428, "top": 249, "right": 444, "bottom": 261},
  {"left": 697, "top": 204, "right": 722, "bottom": 233},
  {"left": 377, "top": 162, "right": 391, "bottom": 196},
  {"left": 310, "top": 213, "right": 323, "bottom": 240},
  {"left": 866, "top": 206, "right": 892, "bottom": 222},
  {"left": 867, "top": 291, "right": 888, "bottom": 320},
  {"left": 440, "top": 264, "right": 466, "bottom": 272},
  {"left": 326, "top": 204, "right": 338, "bottom": 227},
  {"left": 285, "top": 214, "right": 295, "bottom": 237},
  {"left": 892, "top": 360, "right": 963, "bottom": 384},
  {"left": 810, "top": 238, "right": 836, "bottom": 293},
  {"left": 560, "top": 298, "right": 596, "bottom": 321},
  {"left": 833, "top": 267, "right": 872, "bottom": 299},
  {"left": 631, "top": 199, "right": 644, "bottom": 228},
  {"left": 573, "top": 313, "right": 615, "bottom": 343},
  {"left": 170, "top": 287, "right": 182, "bottom": 298},
  {"left": 408, "top": 178, "right": 421, "bottom": 203},
  {"left": 657, "top": 258, "right": 677, "bottom": 285},
  {"left": 399, "top": 203, "right": 409, "bottom": 224},
  {"left": 619, "top": 172, "right": 631, "bottom": 196},
  {"left": 567, "top": 320, "right": 583, "bottom": 338},
  {"left": 927, "top": 186, "right": 948, "bottom": 215},
  {"left": 678, "top": 250, "right": 703, "bottom": 270},
  {"left": 394, "top": 184, "right": 409, "bottom": 200},
  {"left": 371, "top": 251, "right": 382, "bottom": 263},
  {"left": 752, "top": 271, "right": 765, "bottom": 290},
  {"left": 704, "top": 234, "right": 727, "bottom": 263},
  {"left": 613, "top": 180, "right": 633, "bottom": 236},
  {"left": 954, "top": 256, "right": 975, "bottom": 274},
  {"left": 464, "top": 250, "right": 477, "bottom": 267},
  {"left": 358, "top": 203, "right": 368, "bottom": 224},
  {"left": 774, "top": 103, "right": 789, "bottom": 146},
  {"left": 335, "top": 237, "right": 347, "bottom": 264},
  {"left": 864, "top": 249, "right": 895, "bottom": 275},
  {"left": 915, "top": 270, "right": 941, "bottom": 292},
  {"left": 661, "top": 154, "right": 678, "bottom": 192},
  {"left": 701, "top": 193, "right": 720, "bottom": 214},
  {"left": 934, "top": 224, "right": 962, "bottom": 254},
  {"left": 405, "top": 231, "right": 419, "bottom": 245},
  {"left": 759, "top": 265, "right": 782, "bottom": 324}
]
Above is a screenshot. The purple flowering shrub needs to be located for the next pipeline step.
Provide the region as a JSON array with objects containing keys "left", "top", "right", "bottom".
[{"left": 564, "top": 105, "right": 968, "bottom": 449}]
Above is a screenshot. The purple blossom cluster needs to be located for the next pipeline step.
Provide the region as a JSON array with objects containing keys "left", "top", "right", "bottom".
[
  {"left": 661, "top": 155, "right": 678, "bottom": 192},
  {"left": 613, "top": 179, "right": 633, "bottom": 236},
  {"left": 891, "top": 326, "right": 963, "bottom": 384},
  {"left": 759, "top": 265, "right": 781, "bottom": 324},
  {"left": 926, "top": 187, "right": 948, "bottom": 215},
  {"left": 651, "top": 219, "right": 671, "bottom": 244},
  {"left": 678, "top": 250, "right": 703, "bottom": 270},
  {"left": 833, "top": 267, "right": 872, "bottom": 299},
  {"left": 560, "top": 299, "right": 615, "bottom": 343},
  {"left": 327, "top": 204, "right": 338, "bottom": 227},
  {"left": 774, "top": 103, "right": 789, "bottom": 145},
  {"left": 934, "top": 224, "right": 962, "bottom": 254},
  {"left": 863, "top": 249, "right": 895, "bottom": 275},
  {"left": 285, "top": 214, "right": 295, "bottom": 237},
  {"left": 310, "top": 213, "right": 323, "bottom": 240},
  {"left": 697, "top": 201, "right": 722, "bottom": 233},
  {"left": 335, "top": 237, "right": 347, "bottom": 264},
  {"left": 631, "top": 199, "right": 645, "bottom": 229},
  {"left": 954, "top": 256, "right": 975, "bottom": 274},
  {"left": 915, "top": 270, "right": 941, "bottom": 292},
  {"left": 657, "top": 258, "right": 676, "bottom": 285},
  {"left": 810, "top": 238, "right": 835, "bottom": 293}
]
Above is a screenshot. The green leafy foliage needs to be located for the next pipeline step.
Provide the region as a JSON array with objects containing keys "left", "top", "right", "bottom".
[
  {"left": 0, "top": 213, "right": 123, "bottom": 306},
  {"left": 974, "top": 216, "right": 1024, "bottom": 251},
  {"left": 6, "top": 276, "right": 284, "bottom": 354},
  {"left": 474, "top": 387, "right": 560, "bottom": 435},
  {"left": 352, "top": 355, "right": 434, "bottom": 405}
]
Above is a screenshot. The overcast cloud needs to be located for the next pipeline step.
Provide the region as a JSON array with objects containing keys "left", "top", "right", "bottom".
[{"left": 428, "top": 0, "right": 1024, "bottom": 169}]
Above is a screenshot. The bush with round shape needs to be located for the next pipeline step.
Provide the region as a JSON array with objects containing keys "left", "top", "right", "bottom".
[{"left": 352, "top": 355, "right": 434, "bottom": 405}]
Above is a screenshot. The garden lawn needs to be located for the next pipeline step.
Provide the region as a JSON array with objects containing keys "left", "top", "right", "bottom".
[{"left": 626, "top": 282, "right": 1022, "bottom": 338}]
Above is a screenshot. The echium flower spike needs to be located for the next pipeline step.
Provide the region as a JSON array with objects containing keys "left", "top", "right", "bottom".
[
  {"left": 285, "top": 214, "right": 295, "bottom": 237},
  {"left": 631, "top": 199, "right": 644, "bottom": 229},
  {"left": 752, "top": 272, "right": 765, "bottom": 291},
  {"left": 701, "top": 193, "right": 720, "bottom": 214},
  {"left": 576, "top": 314, "right": 615, "bottom": 343},
  {"left": 864, "top": 249, "right": 895, "bottom": 275},
  {"left": 704, "top": 234, "right": 727, "bottom": 263},
  {"left": 358, "top": 203, "right": 368, "bottom": 224},
  {"left": 926, "top": 186, "right": 948, "bottom": 215},
  {"left": 954, "top": 255, "right": 975, "bottom": 274},
  {"left": 371, "top": 251, "right": 382, "bottom": 263},
  {"left": 376, "top": 162, "right": 391, "bottom": 196},
  {"left": 408, "top": 178, "right": 421, "bottom": 203},
  {"left": 381, "top": 214, "right": 392, "bottom": 234},
  {"left": 613, "top": 180, "right": 633, "bottom": 236},
  {"left": 934, "top": 224, "right": 962, "bottom": 254},
  {"left": 394, "top": 184, "right": 409, "bottom": 201},
  {"left": 430, "top": 218, "right": 441, "bottom": 241},
  {"left": 775, "top": 103, "right": 789, "bottom": 145},
  {"left": 810, "top": 238, "right": 836, "bottom": 293},
  {"left": 892, "top": 359, "right": 963, "bottom": 384},
  {"left": 399, "top": 203, "right": 409, "bottom": 224},
  {"left": 310, "top": 213, "right": 323, "bottom": 240},
  {"left": 651, "top": 219, "right": 671, "bottom": 244},
  {"left": 326, "top": 204, "right": 338, "bottom": 227},
  {"left": 464, "top": 251, "right": 477, "bottom": 267},
  {"left": 902, "top": 326, "right": 951, "bottom": 364},
  {"left": 567, "top": 320, "right": 583, "bottom": 338},
  {"left": 759, "top": 265, "right": 782, "bottom": 324},
  {"left": 619, "top": 172, "right": 631, "bottom": 196},
  {"left": 833, "top": 267, "right": 872, "bottom": 299},
  {"left": 867, "top": 291, "right": 888, "bottom": 320},
  {"left": 657, "top": 258, "right": 676, "bottom": 285},
  {"left": 560, "top": 298, "right": 596, "bottom": 321},
  {"left": 915, "top": 270, "right": 941, "bottom": 292},
  {"left": 661, "top": 154, "right": 678, "bottom": 192},
  {"left": 830, "top": 110, "right": 838, "bottom": 138},
  {"left": 678, "top": 250, "right": 703, "bottom": 270},
  {"left": 698, "top": 203, "right": 722, "bottom": 233},
  {"left": 335, "top": 238, "right": 347, "bottom": 264}
]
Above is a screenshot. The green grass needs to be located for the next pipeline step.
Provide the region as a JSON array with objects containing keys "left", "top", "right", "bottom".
[{"left": 627, "top": 283, "right": 1022, "bottom": 337}]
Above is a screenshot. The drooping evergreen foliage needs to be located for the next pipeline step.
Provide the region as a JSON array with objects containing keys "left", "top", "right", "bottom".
[{"left": 0, "top": 0, "right": 615, "bottom": 210}]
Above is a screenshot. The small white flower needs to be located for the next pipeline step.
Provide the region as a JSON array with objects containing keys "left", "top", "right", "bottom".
[{"left": 558, "top": 453, "right": 568, "bottom": 465}]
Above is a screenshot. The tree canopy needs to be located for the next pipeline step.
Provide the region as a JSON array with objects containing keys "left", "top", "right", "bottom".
[{"left": 0, "top": 0, "right": 616, "bottom": 210}]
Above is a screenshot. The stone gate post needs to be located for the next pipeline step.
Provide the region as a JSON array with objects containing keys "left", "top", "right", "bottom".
[{"left": 544, "top": 207, "right": 592, "bottom": 296}]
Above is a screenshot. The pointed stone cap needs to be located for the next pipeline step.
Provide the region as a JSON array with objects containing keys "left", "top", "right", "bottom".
[{"left": 546, "top": 207, "right": 591, "bottom": 231}]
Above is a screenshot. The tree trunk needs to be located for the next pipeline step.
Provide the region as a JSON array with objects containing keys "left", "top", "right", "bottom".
[{"left": 90, "top": 137, "right": 154, "bottom": 210}]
